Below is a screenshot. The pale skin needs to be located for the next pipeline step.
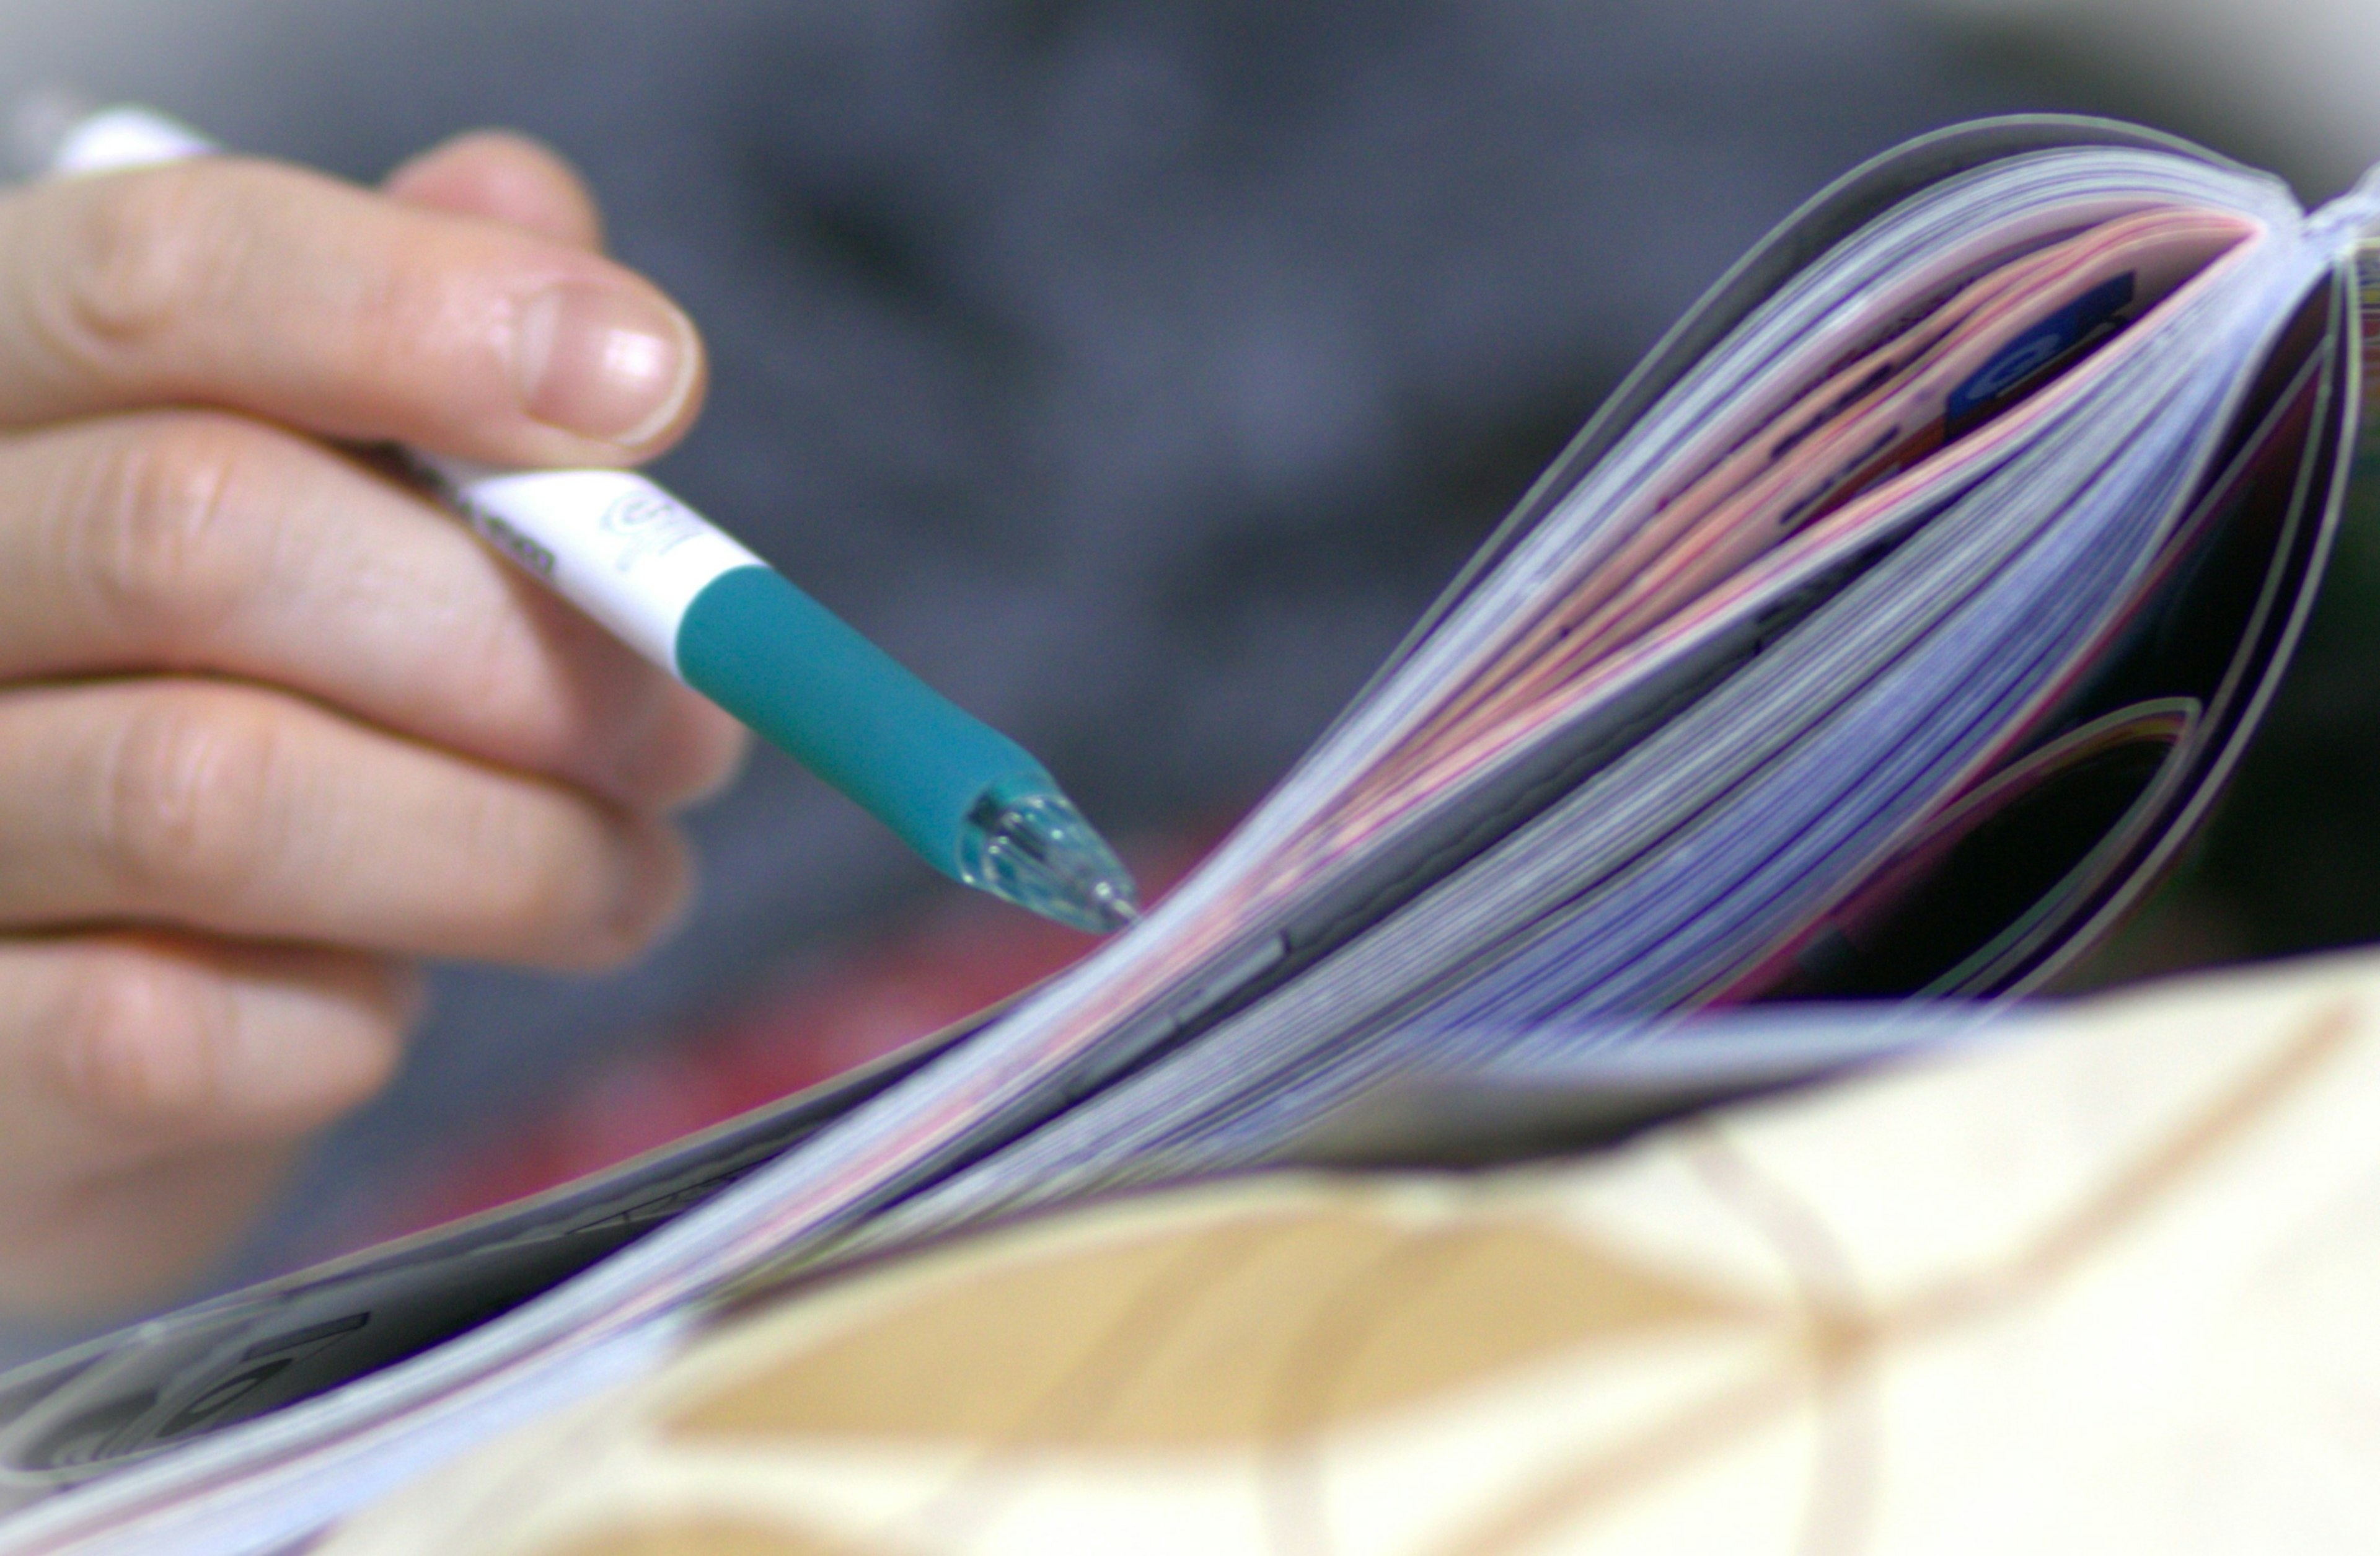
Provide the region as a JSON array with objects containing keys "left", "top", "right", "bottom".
[{"left": 0, "top": 132, "right": 749, "bottom": 1320}]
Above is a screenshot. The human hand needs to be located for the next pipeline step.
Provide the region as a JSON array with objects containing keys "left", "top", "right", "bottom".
[{"left": 0, "top": 131, "right": 747, "bottom": 1319}]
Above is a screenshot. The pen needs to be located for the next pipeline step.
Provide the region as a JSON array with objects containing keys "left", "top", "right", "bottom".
[{"left": 19, "top": 99, "right": 1141, "bottom": 935}]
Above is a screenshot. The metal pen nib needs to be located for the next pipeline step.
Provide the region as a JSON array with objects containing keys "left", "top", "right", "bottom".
[{"left": 955, "top": 784, "right": 1141, "bottom": 935}]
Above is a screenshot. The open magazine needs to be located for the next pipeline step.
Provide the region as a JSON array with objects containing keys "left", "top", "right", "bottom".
[{"left": 0, "top": 113, "right": 2370, "bottom": 1555}]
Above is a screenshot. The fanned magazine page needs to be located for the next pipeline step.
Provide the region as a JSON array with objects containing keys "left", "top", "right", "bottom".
[{"left": 0, "top": 113, "right": 2374, "bottom": 1556}]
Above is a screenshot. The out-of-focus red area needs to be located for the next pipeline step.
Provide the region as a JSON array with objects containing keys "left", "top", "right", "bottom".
[{"left": 385, "top": 829, "right": 1223, "bottom": 1238}]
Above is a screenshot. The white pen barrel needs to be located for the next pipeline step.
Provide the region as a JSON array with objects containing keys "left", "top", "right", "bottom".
[{"left": 421, "top": 457, "right": 763, "bottom": 674}]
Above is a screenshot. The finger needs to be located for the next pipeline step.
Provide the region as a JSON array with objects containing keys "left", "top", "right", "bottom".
[
  {"left": 0, "top": 409, "right": 748, "bottom": 810},
  {"left": 0, "top": 1140, "right": 295, "bottom": 1316},
  {"left": 0, "top": 679, "right": 694, "bottom": 969},
  {"left": 383, "top": 130, "right": 605, "bottom": 250},
  {"left": 0, "top": 933, "right": 411, "bottom": 1159},
  {"left": 0, "top": 155, "right": 704, "bottom": 462},
  {"left": 0, "top": 932, "right": 410, "bottom": 1314}
]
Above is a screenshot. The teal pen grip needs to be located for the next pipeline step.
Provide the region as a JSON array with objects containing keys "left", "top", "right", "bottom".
[{"left": 674, "top": 566, "right": 1049, "bottom": 878}]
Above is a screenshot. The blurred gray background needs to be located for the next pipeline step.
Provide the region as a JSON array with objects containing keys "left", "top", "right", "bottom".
[{"left": 0, "top": 0, "right": 2373, "bottom": 1340}]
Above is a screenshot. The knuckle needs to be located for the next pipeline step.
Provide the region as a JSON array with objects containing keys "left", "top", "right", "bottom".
[
  {"left": 51, "top": 166, "right": 250, "bottom": 358},
  {"left": 76, "top": 415, "right": 271, "bottom": 646},
  {"left": 54, "top": 950, "right": 231, "bottom": 1126},
  {"left": 97, "top": 691, "right": 286, "bottom": 904}
]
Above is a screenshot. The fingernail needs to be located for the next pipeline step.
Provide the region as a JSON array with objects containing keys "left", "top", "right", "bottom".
[{"left": 513, "top": 281, "right": 697, "bottom": 445}]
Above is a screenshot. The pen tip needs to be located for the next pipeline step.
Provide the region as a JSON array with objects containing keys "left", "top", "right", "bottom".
[{"left": 956, "top": 785, "right": 1144, "bottom": 936}]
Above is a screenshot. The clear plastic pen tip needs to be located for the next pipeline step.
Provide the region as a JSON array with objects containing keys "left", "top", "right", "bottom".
[{"left": 956, "top": 785, "right": 1142, "bottom": 935}]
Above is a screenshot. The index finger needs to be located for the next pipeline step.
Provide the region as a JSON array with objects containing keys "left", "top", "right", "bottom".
[{"left": 0, "top": 156, "right": 704, "bottom": 465}]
